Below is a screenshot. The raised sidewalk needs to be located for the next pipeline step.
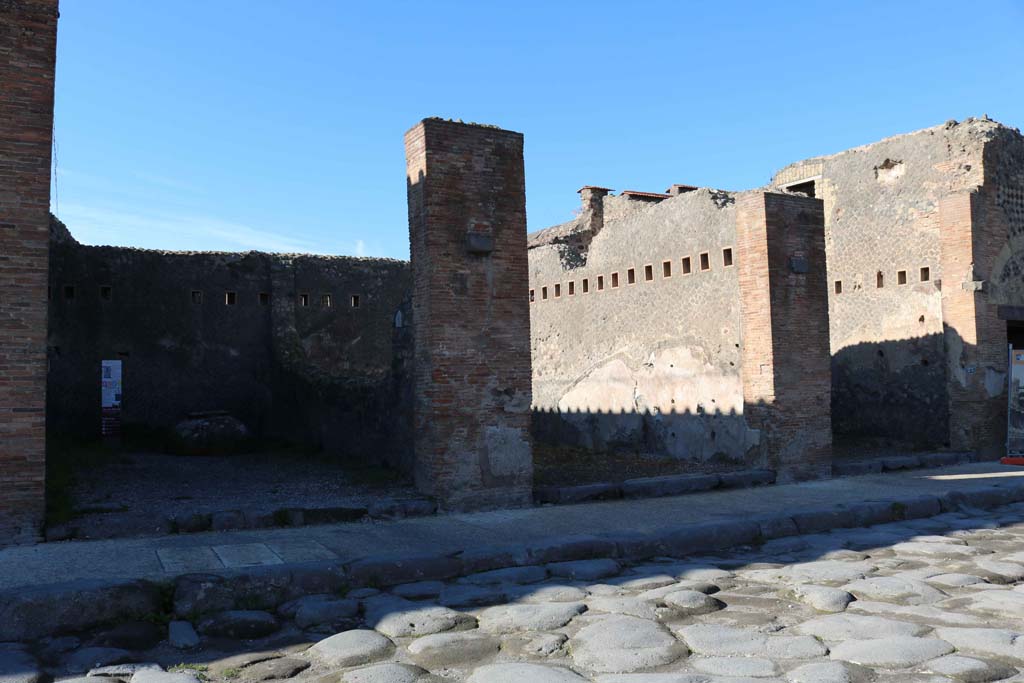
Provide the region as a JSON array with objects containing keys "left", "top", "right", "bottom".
[{"left": 2, "top": 461, "right": 1024, "bottom": 639}]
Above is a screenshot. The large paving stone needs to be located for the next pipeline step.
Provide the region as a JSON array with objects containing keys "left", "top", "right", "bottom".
[
  {"left": 130, "top": 673, "right": 202, "bottom": 683},
  {"left": 592, "top": 676, "right": 715, "bottom": 683},
  {"left": 892, "top": 542, "right": 988, "bottom": 558},
  {"left": 847, "top": 600, "right": 986, "bottom": 627},
  {"left": 587, "top": 596, "right": 659, "bottom": 619},
  {"left": 965, "top": 590, "right": 1024, "bottom": 619},
  {"left": 920, "top": 654, "right": 1016, "bottom": 682},
  {"left": 307, "top": 630, "right": 395, "bottom": 667},
  {"left": 829, "top": 637, "right": 953, "bottom": 667},
  {"left": 925, "top": 573, "right": 988, "bottom": 588},
  {"left": 661, "top": 590, "right": 724, "bottom": 615},
  {"left": 340, "top": 663, "right": 429, "bottom": 683},
  {"left": 242, "top": 657, "right": 310, "bottom": 682},
  {"left": 508, "top": 583, "right": 588, "bottom": 603},
  {"left": 786, "top": 585, "right": 854, "bottom": 613},
  {"left": 637, "top": 581, "right": 719, "bottom": 601},
  {"left": 972, "top": 558, "right": 1024, "bottom": 582},
  {"left": 738, "top": 560, "right": 875, "bottom": 587},
  {"left": 933, "top": 627, "right": 1024, "bottom": 663},
  {"left": 795, "top": 613, "right": 927, "bottom": 640},
  {"left": 478, "top": 602, "right": 586, "bottom": 633},
  {"left": 364, "top": 597, "right": 476, "bottom": 638},
  {"left": 407, "top": 631, "right": 500, "bottom": 668},
  {"left": 841, "top": 577, "right": 947, "bottom": 605},
  {"left": 676, "top": 624, "right": 825, "bottom": 658},
  {"left": 785, "top": 660, "right": 871, "bottom": 683},
  {"left": 691, "top": 656, "right": 778, "bottom": 678},
  {"left": 569, "top": 615, "right": 685, "bottom": 673},
  {"left": 467, "top": 663, "right": 588, "bottom": 682}
]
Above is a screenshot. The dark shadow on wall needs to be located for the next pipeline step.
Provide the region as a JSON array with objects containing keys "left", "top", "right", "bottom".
[
  {"left": 831, "top": 333, "right": 950, "bottom": 452},
  {"left": 532, "top": 405, "right": 762, "bottom": 486},
  {"left": 44, "top": 217, "right": 416, "bottom": 471}
]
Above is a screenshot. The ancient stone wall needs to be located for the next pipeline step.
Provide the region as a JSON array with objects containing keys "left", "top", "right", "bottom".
[
  {"left": 529, "top": 189, "right": 759, "bottom": 470},
  {"left": 47, "top": 219, "right": 413, "bottom": 464},
  {"left": 0, "top": 0, "right": 58, "bottom": 544},
  {"left": 405, "top": 119, "right": 533, "bottom": 511},
  {"left": 772, "top": 120, "right": 999, "bottom": 451}
]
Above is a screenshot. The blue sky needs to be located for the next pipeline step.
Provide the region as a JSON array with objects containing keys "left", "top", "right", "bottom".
[{"left": 52, "top": 1, "right": 1024, "bottom": 259}]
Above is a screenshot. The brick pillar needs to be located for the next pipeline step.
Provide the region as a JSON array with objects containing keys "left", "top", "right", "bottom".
[
  {"left": 939, "top": 192, "right": 1007, "bottom": 456},
  {"left": 736, "top": 191, "right": 832, "bottom": 482},
  {"left": 404, "top": 119, "right": 533, "bottom": 511},
  {"left": 0, "top": 0, "right": 59, "bottom": 544}
]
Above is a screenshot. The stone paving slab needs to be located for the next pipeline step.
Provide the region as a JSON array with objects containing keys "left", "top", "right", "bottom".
[{"left": 2, "top": 461, "right": 1023, "bottom": 592}]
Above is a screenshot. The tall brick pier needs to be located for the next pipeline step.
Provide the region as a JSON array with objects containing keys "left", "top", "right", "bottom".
[
  {"left": 737, "top": 191, "right": 833, "bottom": 482},
  {"left": 404, "top": 119, "right": 534, "bottom": 511},
  {"left": 0, "top": 0, "right": 59, "bottom": 543}
]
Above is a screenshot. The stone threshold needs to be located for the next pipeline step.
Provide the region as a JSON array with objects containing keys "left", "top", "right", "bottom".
[{"left": 4, "top": 464, "right": 1024, "bottom": 641}]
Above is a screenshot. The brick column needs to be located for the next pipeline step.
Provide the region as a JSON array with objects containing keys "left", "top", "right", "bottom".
[
  {"left": 939, "top": 192, "right": 1007, "bottom": 456},
  {"left": 736, "top": 191, "right": 832, "bottom": 482},
  {"left": 404, "top": 119, "right": 533, "bottom": 510},
  {"left": 0, "top": 0, "right": 59, "bottom": 544}
]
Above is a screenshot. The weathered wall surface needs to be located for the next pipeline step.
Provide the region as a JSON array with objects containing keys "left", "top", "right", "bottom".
[
  {"left": 773, "top": 120, "right": 994, "bottom": 450},
  {"left": 0, "top": 0, "right": 58, "bottom": 544},
  {"left": 405, "top": 119, "right": 534, "bottom": 511},
  {"left": 737, "top": 192, "right": 831, "bottom": 481},
  {"left": 529, "top": 189, "right": 762, "bottom": 470},
  {"left": 47, "top": 219, "right": 413, "bottom": 464},
  {"left": 772, "top": 118, "right": 1024, "bottom": 454}
]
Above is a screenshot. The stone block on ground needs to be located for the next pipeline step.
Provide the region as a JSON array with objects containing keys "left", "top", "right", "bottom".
[{"left": 307, "top": 629, "right": 394, "bottom": 668}]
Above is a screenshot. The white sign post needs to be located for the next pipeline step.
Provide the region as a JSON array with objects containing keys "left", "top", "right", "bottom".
[{"left": 101, "top": 359, "right": 122, "bottom": 439}]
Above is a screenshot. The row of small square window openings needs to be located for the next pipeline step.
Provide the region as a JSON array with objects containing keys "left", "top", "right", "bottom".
[
  {"left": 531, "top": 248, "right": 733, "bottom": 302},
  {"left": 55, "top": 286, "right": 361, "bottom": 308},
  {"left": 833, "top": 267, "right": 930, "bottom": 295}
]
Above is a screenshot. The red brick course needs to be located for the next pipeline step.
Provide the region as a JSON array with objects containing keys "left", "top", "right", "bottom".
[
  {"left": 737, "top": 192, "right": 832, "bottom": 482},
  {"left": 0, "top": 0, "right": 58, "bottom": 544},
  {"left": 940, "top": 192, "right": 1008, "bottom": 455},
  {"left": 404, "top": 119, "right": 533, "bottom": 510}
]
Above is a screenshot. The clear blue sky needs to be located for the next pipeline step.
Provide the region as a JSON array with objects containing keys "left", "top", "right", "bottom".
[{"left": 52, "top": 0, "right": 1024, "bottom": 259}]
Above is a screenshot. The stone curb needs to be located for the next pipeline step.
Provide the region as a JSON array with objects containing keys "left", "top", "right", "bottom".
[
  {"left": 3, "top": 476, "right": 1024, "bottom": 641},
  {"left": 534, "top": 468, "right": 776, "bottom": 505},
  {"left": 534, "top": 453, "right": 981, "bottom": 506}
]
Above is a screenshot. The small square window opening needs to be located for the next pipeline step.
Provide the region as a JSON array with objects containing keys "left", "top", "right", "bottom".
[
  {"left": 699, "top": 252, "right": 710, "bottom": 271},
  {"left": 723, "top": 248, "right": 734, "bottom": 267},
  {"left": 224, "top": 291, "right": 237, "bottom": 306},
  {"left": 582, "top": 278, "right": 590, "bottom": 293},
  {"left": 350, "top": 295, "right": 360, "bottom": 308},
  {"left": 627, "top": 268, "right": 636, "bottom": 285},
  {"left": 644, "top": 264, "right": 654, "bottom": 281},
  {"left": 191, "top": 290, "right": 203, "bottom": 304},
  {"left": 299, "top": 293, "right": 310, "bottom": 307},
  {"left": 258, "top": 292, "right": 270, "bottom": 306},
  {"left": 612, "top": 272, "right": 620, "bottom": 288},
  {"left": 663, "top": 261, "right": 672, "bottom": 278},
  {"left": 682, "top": 257, "right": 692, "bottom": 275},
  {"left": 920, "top": 267, "right": 930, "bottom": 282},
  {"left": 898, "top": 270, "right": 907, "bottom": 285}
]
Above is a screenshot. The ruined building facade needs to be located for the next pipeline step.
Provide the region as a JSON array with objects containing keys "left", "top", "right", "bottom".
[
  {"left": 529, "top": 117, "right": 1024, "bottom": 471},
  {"left": 4, "top": 0, "right": 1024, "bottom": 547}
]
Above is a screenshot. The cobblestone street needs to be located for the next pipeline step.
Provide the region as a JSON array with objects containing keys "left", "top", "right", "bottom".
[{"left": 11, "top": 498, "right": 1024, "bottom": 682}]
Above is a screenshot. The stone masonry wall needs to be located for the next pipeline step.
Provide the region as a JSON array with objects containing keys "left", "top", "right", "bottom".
[
  {"left": 772, "top": 120, "right": 999, "bottom": 451},
  {"left": 47, "top": 219, "right": 413, "bottom": 465},
  {"left": 529, "top": 189, "right": 760, "bottom": 470},
  {"left": 405, "top": 119, "right": 533, "bottom": 511},
  {"left": 0, "top": 0, "right": 58, "bottom": 544}
]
